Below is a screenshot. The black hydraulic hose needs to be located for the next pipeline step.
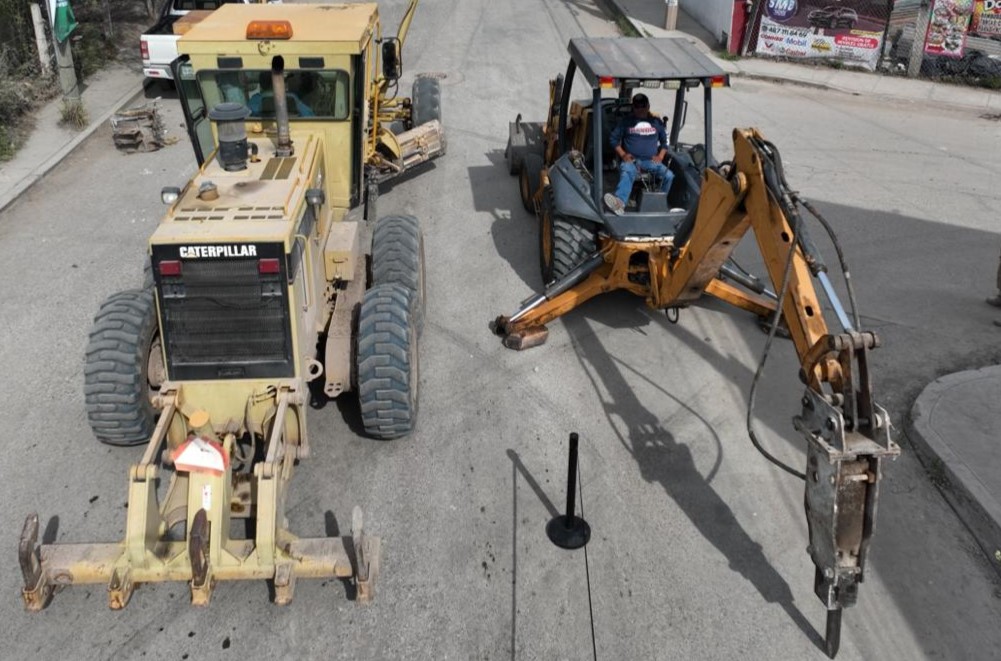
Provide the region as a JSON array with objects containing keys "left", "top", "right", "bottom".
[
  {"left": 745, "top": 138, "right": 809, "bottom": 481},
  {"left": 762, "top": 138, "right": 862, "bottom": 331},
  {"left": 746, "top": 224, "right": 807, "bottom": 481},
  {"left": 790, "top": 196, "right": 862, "bottom": 331}
]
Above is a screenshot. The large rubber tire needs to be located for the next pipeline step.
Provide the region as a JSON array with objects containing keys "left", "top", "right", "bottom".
[
  {"left": 412, "top": 76, "right": 442, "bottom": 127},
  {"left": 372, "top": 214, "right": 426, "bottom": 336},
  {"left": 356, "top": 284, "right": 419, "bottom": 440},
  {"left": 519, "top": 153, "right": 543, "bottom": 214},
  {"left": 84, "top": 289, "right": 160, "bottom": 446},
  {"left": 539, "top": 188, "right": 597, "bottom": 284}
]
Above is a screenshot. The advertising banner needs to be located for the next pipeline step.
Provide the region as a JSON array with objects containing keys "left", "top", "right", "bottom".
[
  {"left": 754, "top": 1, "right": 891, "bottom": 71},
  {"left": 972, "top": 0, "right": 1001, "bottom": 37},
  {"left": 923, "top": 0, "right": 975, "bottom": 57}
]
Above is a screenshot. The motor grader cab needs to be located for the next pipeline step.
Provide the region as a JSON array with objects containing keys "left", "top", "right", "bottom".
[
  {"left": 496, "top": 38, "right": 898, "bottom": 658},
  {"left": 20, "top": 2, "right": 442, "bottom": 612}
]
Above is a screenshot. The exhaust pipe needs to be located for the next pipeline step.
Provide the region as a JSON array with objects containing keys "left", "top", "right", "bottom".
[{"left": 271, "top": 55, "right": 293, "bottom": 157}]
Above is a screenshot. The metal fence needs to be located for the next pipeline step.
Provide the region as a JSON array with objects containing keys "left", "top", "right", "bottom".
[
  {"left": 746, "top": 0, "right": 1001, "bottom": 87},
  {"left": 884, "top": 0, "right": 1001, "bottom": 88}
]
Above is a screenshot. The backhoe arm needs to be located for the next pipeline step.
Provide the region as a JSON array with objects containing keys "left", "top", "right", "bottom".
[{"left": 702, "top": 129, "right": 900, "bottom": 657}]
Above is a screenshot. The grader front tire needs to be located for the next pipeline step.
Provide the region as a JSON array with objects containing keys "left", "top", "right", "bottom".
[
  {"left": 84, "top": 289, "right": 161, "bottom": 447},
  {"left": 372, "top": 214, "right": 426, "bottom": 335},
  {"left": 356, "top": 284, "right": 419, "bottom": 440},
  {"left": 412, "top": 76, "right": 442, "bottom": 127}
]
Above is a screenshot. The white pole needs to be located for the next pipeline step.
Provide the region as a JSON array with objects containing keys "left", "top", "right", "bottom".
[
  {"left": 665, "top": 0, "right": 679, "bottom": 30},
  {"left": 29, "top": 4, "right": 53, "bottom": 72}
]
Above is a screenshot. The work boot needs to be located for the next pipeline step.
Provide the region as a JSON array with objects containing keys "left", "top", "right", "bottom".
[
  {"left": 987, "top": 294, "right": 1001, "bottom": 308},
  {"left": 604, "top": 193, "right": 625, "bottom": 216}
]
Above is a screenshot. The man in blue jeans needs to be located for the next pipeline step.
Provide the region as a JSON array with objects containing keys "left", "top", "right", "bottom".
[{"left": 603, "top": 93, "right": 673, "bottom": 215}]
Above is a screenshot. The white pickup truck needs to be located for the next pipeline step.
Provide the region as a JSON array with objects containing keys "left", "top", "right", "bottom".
[{"left": 140, "top": 0, "right": 251, "bottom": 81}]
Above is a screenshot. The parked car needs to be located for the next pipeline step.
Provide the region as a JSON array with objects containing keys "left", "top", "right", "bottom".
[
  {"left": 807, "top": 6, "right": 859, "bottom": 30},
  {"left": 141, "top": 0, "right": 253, "bottom": 81}
]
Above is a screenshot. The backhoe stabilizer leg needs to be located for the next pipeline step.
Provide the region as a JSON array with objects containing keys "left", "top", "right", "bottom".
[
  {"left": 493, "top": 250, "right": 607, "bottom": 349},
  {"left": 19, "top": 513, "right": 51, "bottom": 611}
]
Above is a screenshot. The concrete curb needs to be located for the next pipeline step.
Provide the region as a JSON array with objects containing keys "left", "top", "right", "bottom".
[
  {"left": 732, "top": 72, "right": 831, "bottom": 91},
  {"left": 601, "top": 0, "right": 1001, "bottom": 111},
  {"left": 908, "top": 367, "right": 1001, "bottom": 577},
  {"left": 0, "top": 84, "right": 145, "bottom": 214}
]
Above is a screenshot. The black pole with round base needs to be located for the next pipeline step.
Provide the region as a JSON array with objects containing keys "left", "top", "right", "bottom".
[{"left": 546, "top": 432, "right": 591, "bottom": 550}]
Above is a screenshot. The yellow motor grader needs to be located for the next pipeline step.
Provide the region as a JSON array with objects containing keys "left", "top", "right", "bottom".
[
  {"left": 497, "top": 37, "right": 897, "bottom": 658},
  {"left": 20, "top": 1, "right": 443, "bottom": 611}
]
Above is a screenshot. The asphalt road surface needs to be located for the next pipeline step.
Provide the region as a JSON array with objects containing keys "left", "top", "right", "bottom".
[{"left": 1, "top": 1, "right": 1000, "bottom": 659}]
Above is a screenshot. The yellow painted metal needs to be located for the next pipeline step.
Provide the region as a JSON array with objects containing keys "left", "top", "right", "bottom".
[
  {"left": 20, "top": 384, "right": 367, "bottom": 609},
  {"left": 180, "top": 4, "right": 380, "bottom": 49},
  {"left": 504, "top": 128, "right": 840, "bottom": 392},
  {"left": 323, "top": 220, "right": 361, "bottom": 281},
  {"left": 21, "top": 2, "right": 419, "bottom": 612}
]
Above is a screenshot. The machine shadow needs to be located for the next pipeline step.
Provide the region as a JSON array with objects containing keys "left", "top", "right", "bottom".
[
  {"left": 471, "top": 150, "right": 543, "bottom": 291},
  {"left": 562, "top": 313, "right": 825, "bottom": 650},
  {"left": 504, "top": 197, "right": 1001, "bottom": 655}
]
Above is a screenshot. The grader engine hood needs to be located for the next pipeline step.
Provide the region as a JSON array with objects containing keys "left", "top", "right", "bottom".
[
  {"left": 150, "top": 131, "right": 325, "bottom": 382},
  {"left": 168, "top": 131, "right": 323, "bottom": 221}
]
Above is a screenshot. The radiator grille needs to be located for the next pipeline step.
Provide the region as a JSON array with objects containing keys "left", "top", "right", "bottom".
[{"left": 158, "top": 252, "right": 293, "bottom": 380}]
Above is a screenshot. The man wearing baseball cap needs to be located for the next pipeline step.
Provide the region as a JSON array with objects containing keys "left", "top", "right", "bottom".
[{"left": 604, "top": 93, "right": 674, "bottom": 215}]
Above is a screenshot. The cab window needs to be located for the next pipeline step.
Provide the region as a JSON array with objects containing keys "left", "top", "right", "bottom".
[{"left": 195, "top": 69, "right": 351, "bottom": 120}]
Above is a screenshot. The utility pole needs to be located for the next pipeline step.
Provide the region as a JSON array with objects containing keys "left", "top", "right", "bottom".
[
  {"left": 49, "top": 0, "right": 81, "bottom": 101},
  {"left": 53, "top": 38, "right": 81, "bottom": 100}
]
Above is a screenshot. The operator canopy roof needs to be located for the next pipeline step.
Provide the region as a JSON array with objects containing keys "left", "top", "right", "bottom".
[
  {"left": 180, "top": 3, "right": 378, "bottom": 46},
  {"left": 569, "top": 37, "right": 726, "bottom": 85}
]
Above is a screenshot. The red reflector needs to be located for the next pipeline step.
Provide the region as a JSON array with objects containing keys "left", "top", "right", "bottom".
[
  {"left": 711, "top": 75, "right": 728, "bottom": 88},
  {"left": 158, "top": 260, "right": 181, "bottom": 276},
  {"left": 599, "top": 76, "right": 616, "bottom": 89},
  {"left": 140, "top": 40, "right": 149, "bottom": 61},
  {"left": 258, "top": 258, "right": 281, "bottom": 274}
]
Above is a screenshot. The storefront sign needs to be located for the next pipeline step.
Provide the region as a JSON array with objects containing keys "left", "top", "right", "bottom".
[
  {"left": 924, "top": 0, "right": 975, "bottom": 57},
  {"left": 972, "top": 0, "right": 1001, "bottom": 37},
  {"left": 755, "top": 2, "right": 889, "bottom": 71}
]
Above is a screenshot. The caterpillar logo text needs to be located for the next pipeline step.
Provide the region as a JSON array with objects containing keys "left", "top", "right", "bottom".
[{"left": 179, "top": 245, "right": 259, "bottom": 259}]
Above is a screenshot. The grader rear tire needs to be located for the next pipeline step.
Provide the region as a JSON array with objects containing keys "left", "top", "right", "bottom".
[
  {"left": 356, "top": 284, "right": 419, "bottom": 440},
  {"left": 372, "top": 215, "right": 426, "bottom": 335},
  {"left": 84, "top": 289, "right": 161, "bottom": 446}
]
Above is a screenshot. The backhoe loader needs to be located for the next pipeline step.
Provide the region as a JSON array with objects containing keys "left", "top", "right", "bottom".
[
  {"left": 20, "top": 1, "right": 443, "bottom": 611},
  {"left": 496, "top": 37, "right": 898, "bottom": 658}
]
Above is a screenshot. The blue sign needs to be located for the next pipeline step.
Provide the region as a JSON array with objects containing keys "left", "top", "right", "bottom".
[{"left": 765, "top": 0, "right": 799, "bottom": 22}]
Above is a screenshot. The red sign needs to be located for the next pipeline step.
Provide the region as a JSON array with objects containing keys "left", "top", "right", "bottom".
[
  {"left": 924, "top": 0, "right": 975, "bottom": 58},
  {"left": 835, "top": 34, "right": 880, "bottom": 49}
]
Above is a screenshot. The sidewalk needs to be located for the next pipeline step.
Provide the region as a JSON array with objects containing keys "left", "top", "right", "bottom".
[
  {"left": 605, "top": 0, "right": 1001, "bottom": 572},
  {"left": 606, "top": 0, "right": 1001, "bottom": 111},
  {"left": 0, "top": 62, "right": 144, "bottom": 213},
  {"left": 0, "top": 1, "right": 998, "bottom": 572}
]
